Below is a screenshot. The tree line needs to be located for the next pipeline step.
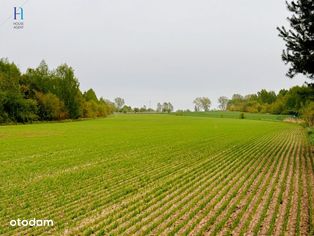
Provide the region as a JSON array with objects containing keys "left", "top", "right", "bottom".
[
  {"left": 224, "top": 87, "right": 314, "bottom": 125},
  {"left": 0, "top": 59, "right": 115, "bottom": 123},
  {"left": 192, "top": 86, "right": 313, "bottom": 125},
  {"left": 113, "top": 98, "right": 174, "bottom": 114},
  {"left": 1, "top": 58, "right": 312, "bottom": 126},
  {"left": 225, "top": 87, "right": 313, "bottom": 115},
  {"left": 113, "top": 85, "right": 313, "bottom": 126}
]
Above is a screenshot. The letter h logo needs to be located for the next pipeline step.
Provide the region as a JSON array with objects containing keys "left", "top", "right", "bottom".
[{"left": 14, "top": 7, "right": 24, "bottom": 20}]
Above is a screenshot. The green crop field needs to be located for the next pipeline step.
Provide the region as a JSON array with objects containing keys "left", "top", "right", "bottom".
[
  {"left": 173, "top": 111, "right": 291, "bottom": 121},
  {"left": 0, "top": 114, "right": 313, "bottom": 235}
]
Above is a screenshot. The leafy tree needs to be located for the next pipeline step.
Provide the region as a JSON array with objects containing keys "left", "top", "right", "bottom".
[
  {"left": 139, "top": 105, "right": 147, "bottom": 113},
  {"left": 218, "top": 96, "right": 229, "bottom": 111},
  {"left": 84, "top": 89, "right": 98, "bottom": 102},
  {"left": 114, "top": 97, "right": 125, "bottom": 111},
  {"left": 36, "top": 92, "right": 67, "bottom": 120},
  {"left": 200, "top": 97, "right": 211, "bottom": 111},
  {"left": 269, "top": 97, "right": 285, "bottom": 114},
  {"left": 100, "top": 98, "right": 115, "bottom": 115},
  {"left": 162, "top": 102, "right": 173, "bottom": 113},
  {"left": 193, "top": 97, "right": 211, "bottom": 112},
  {"left": 15, "top": 98, "right": 39, "bottom": 123},
  {"left": 245, "top": 94, "right": 258, "bottom": 101},
  {"left": 277, "top": 0, "right": 314, "bottom": 80},
  {"left": 301, "top": 102, "right": 314, "bottom": 126},
  {"left": 83, "top": 96, "right": 113, "bottom": 118},
  {"left": 281, "top": 86, "right": 313, "bottom": 115},
  {"left": 162, "top": 102, "right": 168, "bottom": 113},
  {"left": 0, "top": 59, "right": 38, "bottom": 122},
  {"left": 232, "top": 94, "right": 243, "bottom": 101},
  {"left": 54, "top": 64, "right": 83, "bottom": 119},
  {"left": 278, "top": 89, "right": 288, "bottom": 97},
  {"left": 257, "top": 89, "right": 277, "bottom": 104},
  {"left": 2, "top": 94, "right": 38, "bottom": 122},
  {"left": 121, "top": 105, "right": 132, "bottom": 113},
  {"left": 83, "top": 100, "right": 98, "bottom": 118},
  {"left": 156, "top": 103, "right": 162, "bottom": 112},
  {"left": 193, "top": 98, "right": 202, "bottom": 111},
  {"left": 168, "top": 103, "right": 174, "bottom": 113},
  {"left": 22, "top": 60, "right": 53, "bottom": 97}
]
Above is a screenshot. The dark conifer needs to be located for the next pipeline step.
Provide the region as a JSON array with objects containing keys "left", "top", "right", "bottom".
[{"left": 277, "top": 0, "right": 314, "bottom": 80}]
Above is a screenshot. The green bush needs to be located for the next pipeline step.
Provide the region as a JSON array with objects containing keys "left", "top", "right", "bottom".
[{"left": 301, "top": 102, "right": 314, "bottom": 127}]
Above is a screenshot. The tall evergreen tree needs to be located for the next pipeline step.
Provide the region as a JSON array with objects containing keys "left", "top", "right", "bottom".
[{"left": 277, "top": 0, "right": 314, "bottom": 80}]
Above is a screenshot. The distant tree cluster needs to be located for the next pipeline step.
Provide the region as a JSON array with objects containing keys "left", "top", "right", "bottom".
[
  {"left": 119, "top": 104, "right": 155, "bottom": 113},
  {"left": 156, "top": 102, "right": 174, "bottom": 113},
  {"left": 0, "top": 59, "right": 115, "bottom": 123},
  {"left": 112, "top": 99, "right": 173, "bottom": 114},
  {"left": 134, "top": 106, "right": 155, "bottom": 113},
  {"left": 223, "top": 86, "right": 314, "bottom": 125}
]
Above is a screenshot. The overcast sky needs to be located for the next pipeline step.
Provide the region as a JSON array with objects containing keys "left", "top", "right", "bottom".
[{"left": 0, "top": 0, "right": 310, "bottom": 109}]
